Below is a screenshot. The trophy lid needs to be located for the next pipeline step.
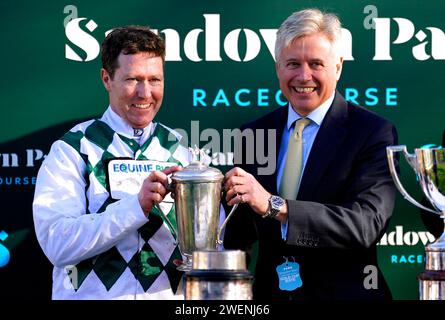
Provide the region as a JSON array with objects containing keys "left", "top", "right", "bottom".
[{"left": 171, "top": 146, "right": 224, "bottom": 183}]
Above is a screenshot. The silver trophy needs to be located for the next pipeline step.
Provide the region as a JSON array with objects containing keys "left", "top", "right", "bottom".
[
  {"left": 169, "top": 147, "right": 238, "bottom": 271},
  {"left": 387, "top": 145, "right": 445, "bottom": 300}
]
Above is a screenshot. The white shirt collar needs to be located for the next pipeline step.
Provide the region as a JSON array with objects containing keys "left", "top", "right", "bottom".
[
  {"left": 101, "top": 106, "right": 155, "bottom": 143},
  {"left": 286, "top": 91, "right": 336, "bottom": 129}
]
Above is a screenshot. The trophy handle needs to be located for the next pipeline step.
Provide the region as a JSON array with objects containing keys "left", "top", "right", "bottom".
[
  {"left": 216, "top": 203, "right": 238, "bottom": 246},
  {"left": 386, "top": 145, "right": 437, "bottom": 214}
]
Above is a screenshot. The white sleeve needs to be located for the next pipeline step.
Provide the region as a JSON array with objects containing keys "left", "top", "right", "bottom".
[{"left": 32, "top": 140, "right": 149, "bottom": 267}]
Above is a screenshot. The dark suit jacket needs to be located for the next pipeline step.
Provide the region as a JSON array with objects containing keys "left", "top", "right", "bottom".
[{"left": 224, "top": 92, "right": 398, "bottom": 300}]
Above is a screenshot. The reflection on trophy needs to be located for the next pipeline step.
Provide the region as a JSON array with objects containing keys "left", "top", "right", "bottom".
[
  {"left": 387, "top": 145, "right": 445, "bottom": 300},
  {"left": 170, "top": 147, "right": 253, "bottom": 300}
]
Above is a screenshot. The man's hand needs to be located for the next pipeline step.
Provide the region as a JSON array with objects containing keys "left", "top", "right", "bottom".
[
  {"left": 138, "top": 166, "right": 182, "bottom": 216},
  {"left": 224, "top": 167, "right": 271, "bottom": 216}
]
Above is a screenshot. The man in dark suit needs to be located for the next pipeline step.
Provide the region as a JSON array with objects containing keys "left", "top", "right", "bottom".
[{"left": 223, "top": 8, "right": 397, "bottom": 300}]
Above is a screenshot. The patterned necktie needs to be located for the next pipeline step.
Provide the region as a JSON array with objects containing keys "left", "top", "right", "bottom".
[{"left": 279, "top": 118, "right": 311, "bottom": 199}]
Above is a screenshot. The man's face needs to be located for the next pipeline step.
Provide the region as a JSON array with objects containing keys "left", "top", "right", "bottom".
[
  {"left": 276, "top": 33, "right": 343, "bottom": 116},
  {"left": 101, "top": 52, "right": 164, "bottom": 129}
]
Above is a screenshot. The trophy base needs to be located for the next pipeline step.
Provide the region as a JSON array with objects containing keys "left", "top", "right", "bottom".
[
  {"left": 418, "top": 271, "right": 445, "bottom": 300},
  {"left": 417, "top": 233, "right": 445, "bottom": 300},
  {"left": 185, "top": 251, "right": 253, "bottom": 300},
  {"left": 185, "top": 270, "right": 253, "bottom": 300},
  {"left": 425, "top": 240, "right": 445, "bottom": 271},
  {"left": 419, "top": 240, "right": 445, "bottom": 300}
]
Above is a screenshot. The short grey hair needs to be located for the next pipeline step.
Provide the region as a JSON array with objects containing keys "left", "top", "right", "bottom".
[{"left": 275, "top": 8, "right": 342, "bottom": 61}]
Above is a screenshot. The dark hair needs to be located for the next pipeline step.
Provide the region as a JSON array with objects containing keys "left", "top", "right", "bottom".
[{"left": 101, "top": 25, "right": 165, "bottom": 79}]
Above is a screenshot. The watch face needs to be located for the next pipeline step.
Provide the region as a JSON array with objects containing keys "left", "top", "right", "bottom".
[{"left": 271, "top": 196, "right": 285, "bottom": 209}]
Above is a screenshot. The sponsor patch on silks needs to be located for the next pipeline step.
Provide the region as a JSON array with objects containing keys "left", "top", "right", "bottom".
[
  {"left": 108, "top": 159, "right": 176, "bottom": 202},
  {"left": 276, "top": 256, "right": 303, "bottom": 291}
]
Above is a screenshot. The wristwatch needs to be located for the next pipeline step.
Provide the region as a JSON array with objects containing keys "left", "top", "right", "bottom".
[{"left": 263, "top": 195, "right": 285, "bottom": 219}]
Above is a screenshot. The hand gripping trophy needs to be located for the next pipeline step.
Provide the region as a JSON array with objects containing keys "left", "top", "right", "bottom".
[{"left": 387, "top": 145, "right": 445, "bottom": 300}]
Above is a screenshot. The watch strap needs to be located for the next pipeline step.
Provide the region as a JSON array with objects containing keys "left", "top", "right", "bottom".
[{"left": 263, "top": 195, "right": 281, "bottom": 219}]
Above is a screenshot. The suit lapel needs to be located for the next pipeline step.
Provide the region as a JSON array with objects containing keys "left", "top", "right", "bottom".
[
  {"left": 298, "top": 93, "right": 349, "bottom": 199},
  {"left": 255, "top": 107, "right": 288, "bottom": 195}
]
